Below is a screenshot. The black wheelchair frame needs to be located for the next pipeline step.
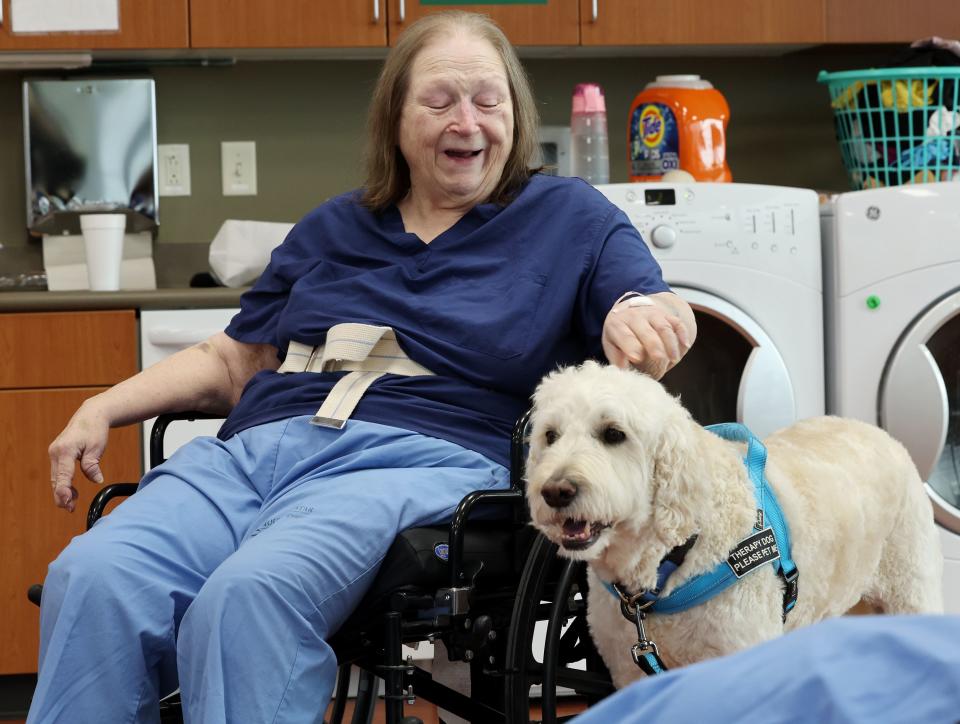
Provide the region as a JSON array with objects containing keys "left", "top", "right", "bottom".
[{"left": 29, "top": 411, "right": 614, "bottom": 723}]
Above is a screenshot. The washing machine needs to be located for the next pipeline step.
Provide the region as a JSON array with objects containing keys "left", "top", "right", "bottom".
[
  {"left": 596, "top": 183, "right": 825, "bottom": 439},
  {"left": 821, "top": 183, "right": 960, "bottom": 613}
]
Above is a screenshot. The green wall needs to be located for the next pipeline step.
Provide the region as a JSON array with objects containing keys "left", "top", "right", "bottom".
[{"left": 0, "top": 47, "right": 890, "bottom": 260}]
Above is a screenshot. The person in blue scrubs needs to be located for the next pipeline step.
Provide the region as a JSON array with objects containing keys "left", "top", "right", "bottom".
[
  {"left": 570, "top": 614, "right": 960, "bottom": 724},
  {"left": 31, "top": 11, "right": 696, "bottom": 724}
]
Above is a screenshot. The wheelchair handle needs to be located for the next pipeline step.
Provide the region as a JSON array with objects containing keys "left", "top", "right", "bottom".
[{"left": 510, "top": 407, "right": 533, "bottom": 488}]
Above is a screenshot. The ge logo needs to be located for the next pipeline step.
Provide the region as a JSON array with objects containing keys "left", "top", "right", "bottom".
[{"left": 866, "top": 206, "right": 881, "bottom": 220}]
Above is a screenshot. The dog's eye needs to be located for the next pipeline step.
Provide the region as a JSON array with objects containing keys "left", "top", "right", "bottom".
[
  {"left": 544, "top": 429, "right": 559, "bottom": 446},
  {"left": 601, "top": 426, "right": 626, "bottom": 445}
]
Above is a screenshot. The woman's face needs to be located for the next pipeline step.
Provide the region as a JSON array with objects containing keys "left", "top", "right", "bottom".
[{"left": 398, "top": 32, "right": 515, "bottom": 210}]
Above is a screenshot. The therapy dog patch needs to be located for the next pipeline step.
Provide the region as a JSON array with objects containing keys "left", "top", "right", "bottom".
[{"left": 727, "top": 527, "right": 780, "bottom": 578}]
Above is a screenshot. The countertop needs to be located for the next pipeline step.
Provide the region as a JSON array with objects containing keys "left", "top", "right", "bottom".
[{"left": 0, "top": 286, "right": 248, "bottom": 312}]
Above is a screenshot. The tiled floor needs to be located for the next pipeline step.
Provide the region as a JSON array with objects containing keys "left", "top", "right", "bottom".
[
  {"left": 326, "top": 698, "right": 441, "bottom": 724},
  {"left": 3, "top": 698, "right": 589, "bottom": 724},
  {"left": 324, "top": 696, "right": 589, "bottom": 723}
]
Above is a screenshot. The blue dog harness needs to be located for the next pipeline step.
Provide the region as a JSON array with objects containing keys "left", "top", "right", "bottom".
[{"left": 603, "top": 423, "right": 799, "bottom": 676}]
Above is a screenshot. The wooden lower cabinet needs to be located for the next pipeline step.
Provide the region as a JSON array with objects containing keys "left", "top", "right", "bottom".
[
  {"left": 0, "top": 387, "right": 142, "bottom": 675},
  {"left": 0, "top": 310, "right": 140, "bottom": 676}
]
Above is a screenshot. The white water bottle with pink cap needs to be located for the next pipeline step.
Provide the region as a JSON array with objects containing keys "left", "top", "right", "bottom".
[{"left": 570, "top": 82, "right": 609, "bottom": 184}]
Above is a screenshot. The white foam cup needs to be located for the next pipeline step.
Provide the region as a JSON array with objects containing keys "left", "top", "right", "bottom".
[{"left": 79, "top": 213, "right": 126, "bottom": 291}]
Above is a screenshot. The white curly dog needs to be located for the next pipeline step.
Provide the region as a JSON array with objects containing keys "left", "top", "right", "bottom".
[{"left": 525, "top": 361, "right": 943, "bottom": 688}]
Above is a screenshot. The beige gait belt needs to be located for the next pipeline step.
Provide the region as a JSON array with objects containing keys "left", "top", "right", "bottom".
[{"left": 277, "top": 322, "right": 434, "bottom": 429}]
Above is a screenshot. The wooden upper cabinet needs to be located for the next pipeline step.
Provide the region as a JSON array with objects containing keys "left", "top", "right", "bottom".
[
  {"left": 827, "top": 0, "right": 960, "bottom": 43},
  {"left": 190, "top": 0, "right": 387, "bottom": 48},
  {"left": 0, "top": 0, "right": 188, "bottom": 50},
  {"left": 580, "top": 0, "right": 825, "bottom": 45},
  {"left": 388, "top": 0, "right": 580, "bottom": 46}
]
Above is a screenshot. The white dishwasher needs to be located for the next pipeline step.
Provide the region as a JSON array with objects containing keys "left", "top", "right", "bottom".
[{"left": 139, "top": 308, "right": 239, "bottom": 471}]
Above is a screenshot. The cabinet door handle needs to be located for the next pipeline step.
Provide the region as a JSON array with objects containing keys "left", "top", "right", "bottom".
[
  {"left": 373, "top": 0, "right": 380, "bottom": 23},
  {"left": 399, "top": 0, "right": 406, "bottom": 23},
  {"left": 591, "top": 0, "right": 598, "bottom": 22}
]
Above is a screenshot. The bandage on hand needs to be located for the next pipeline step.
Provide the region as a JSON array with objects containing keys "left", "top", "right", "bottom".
[{"left": 612, "top": 291, "right": 655, "bottom": 313}]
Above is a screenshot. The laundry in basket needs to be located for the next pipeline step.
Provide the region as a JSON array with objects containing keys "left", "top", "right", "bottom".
[{"left": 818, "top": 37, "right": 960, "bottom": 190}]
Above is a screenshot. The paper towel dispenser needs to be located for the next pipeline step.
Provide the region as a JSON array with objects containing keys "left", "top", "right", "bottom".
[{"left": 23, "top": 77, "right": 158, "bottom": 236}]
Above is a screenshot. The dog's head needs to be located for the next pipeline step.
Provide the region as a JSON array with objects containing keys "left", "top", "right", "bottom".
[{"left": 525, "top": 361, "right": 703, "bottom": 565}]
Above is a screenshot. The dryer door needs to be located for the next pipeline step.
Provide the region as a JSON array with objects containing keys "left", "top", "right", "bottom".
[
  {"left": 661, "top": 288, "right": 796, "bottom": 439},
  {"left": 880, "top": 293, "right": 960, "bottom": 532}
]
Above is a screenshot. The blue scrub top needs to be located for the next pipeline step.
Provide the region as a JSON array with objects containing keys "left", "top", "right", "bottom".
[
  {"left": 221, "top": 173, "right": 669, "bottom": 466},
  {"left": 571, "top": 614, "right": 960, "bottom": 724}
]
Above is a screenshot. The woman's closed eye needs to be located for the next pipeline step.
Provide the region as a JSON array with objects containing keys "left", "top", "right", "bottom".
[
  {"left": 475, "top": 95, "right": 502, "bottom": 109},
  {"left": 421, "top": 93, "right": 453, "bottom": 110}
]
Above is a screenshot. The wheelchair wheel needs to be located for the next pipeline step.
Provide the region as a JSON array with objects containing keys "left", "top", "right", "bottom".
[
  {"left": 326, "top": 664, "right": 379, "bottom": 724},
  {"left": 503, "top": 533, "right": 614, "bottom": 723}
]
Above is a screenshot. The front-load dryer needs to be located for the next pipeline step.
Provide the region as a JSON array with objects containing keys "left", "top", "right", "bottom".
[
  {"left": 821, "top": 183, "right": 960, "bottom": 613},
  {"left": 596, "top": 183, "right": 825, "bottom": 438}
]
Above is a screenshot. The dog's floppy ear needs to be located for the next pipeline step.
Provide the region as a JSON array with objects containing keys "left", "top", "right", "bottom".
[{"left": 650, "top": 405, "right": 707, "bottom": 545}]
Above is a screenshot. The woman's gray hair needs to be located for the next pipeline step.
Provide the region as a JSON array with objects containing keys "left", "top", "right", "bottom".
[{"left": 361, "top": 11, "right": 540, "bottom": 211}]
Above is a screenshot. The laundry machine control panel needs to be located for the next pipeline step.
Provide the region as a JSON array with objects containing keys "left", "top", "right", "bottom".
[
  {"left": 822, "top": 184, "right": 960, "bottom": 297},
  {"left": 595, "top": 183, "right": 821, "bottom": 291}
]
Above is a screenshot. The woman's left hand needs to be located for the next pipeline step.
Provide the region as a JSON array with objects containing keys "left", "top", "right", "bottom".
[{"left": 601, "top": 292, "right": 696, "bottom": 380}]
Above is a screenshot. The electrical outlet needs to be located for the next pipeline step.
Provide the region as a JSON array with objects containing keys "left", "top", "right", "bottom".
[
  {"left": 158, "top": 143, "right": 191, "bottom": 196},
  {"left": 221, "top": 141, "right": 257, "bottom": 196}
]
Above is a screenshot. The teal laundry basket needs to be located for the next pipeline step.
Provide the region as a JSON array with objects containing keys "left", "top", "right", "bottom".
[{"left": 818, "top": 67, "right": 960, "bottom": 190}]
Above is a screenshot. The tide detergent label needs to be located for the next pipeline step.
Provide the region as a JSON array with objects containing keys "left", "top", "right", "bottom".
[
  {"left": 641, "top": 105, "right": 665, "bottom": 147},
  {"left": 630, "top": 102, "right": 679, "bottom": 177}
]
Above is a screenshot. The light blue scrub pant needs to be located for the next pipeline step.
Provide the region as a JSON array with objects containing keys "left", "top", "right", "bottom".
[
  {"left": 28, "top": 416, "right": 509, "bottom": 724},
  {"left": 570, "top": 614, "right": 960, "bottom": 724}
]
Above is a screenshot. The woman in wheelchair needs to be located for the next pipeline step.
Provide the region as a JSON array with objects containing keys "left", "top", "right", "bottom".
[{"left": 32, "top": 11, "right": 695, "bottom": 724}]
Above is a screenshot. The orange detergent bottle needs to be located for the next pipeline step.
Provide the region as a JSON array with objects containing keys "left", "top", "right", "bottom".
[{"left": 628, "top": 75, "right": 732, "bottom": 182}]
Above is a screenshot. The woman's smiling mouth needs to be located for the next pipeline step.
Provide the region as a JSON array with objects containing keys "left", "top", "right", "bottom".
[{"left": 444, "top": 149, "right": 483, "bottom": 161}]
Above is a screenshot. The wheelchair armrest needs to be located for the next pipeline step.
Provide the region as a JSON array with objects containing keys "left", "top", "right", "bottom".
[
  {"left": 84, "top": 412, "right": 222, "bottom": 532},
  {"left": 87, "top": 482, "right": 139, "bottom": 531},
  {"left": 444, "top": 408, "right": 532, "bottom": 588},
  {"left": 446, "top": 487, "right": 526, "bottom": 589},
  {"left": 150, "top": 411, "right": 224, "bottom": 469}
]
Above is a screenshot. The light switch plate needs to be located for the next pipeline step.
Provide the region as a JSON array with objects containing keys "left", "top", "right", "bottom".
[
  {"left": 537, "top": 126, "right": 572, "bottom": 177},
  {"left": 158, "top": 143, "right": 191, "bottom": 196},
  {"left": 221, "top": 140, "right": 257, "bottom": 196}
]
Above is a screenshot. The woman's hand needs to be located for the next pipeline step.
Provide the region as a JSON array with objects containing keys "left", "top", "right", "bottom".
[
  {"left": 42, "top": 333, "right": 279, "bottom": 513},
  {"left": 601, "top": 292, "right": 696, "bottom": 380},
  {"left": 48, "top": 399, "right": 111, "bottom": 512}
]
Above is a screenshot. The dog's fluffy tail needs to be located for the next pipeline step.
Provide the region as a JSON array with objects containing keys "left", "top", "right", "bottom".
[{"left": 869, "top": 460, "right": 944, "bottom": 614}]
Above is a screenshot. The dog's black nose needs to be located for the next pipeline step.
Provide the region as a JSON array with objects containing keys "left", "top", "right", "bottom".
[{"left": 541, "top": 480, "right": 578, "bottom": 509}]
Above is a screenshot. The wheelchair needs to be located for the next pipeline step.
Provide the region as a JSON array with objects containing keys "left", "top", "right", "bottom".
[{"left": 29, "top": 411, "right": 614, "bottom": 723}]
